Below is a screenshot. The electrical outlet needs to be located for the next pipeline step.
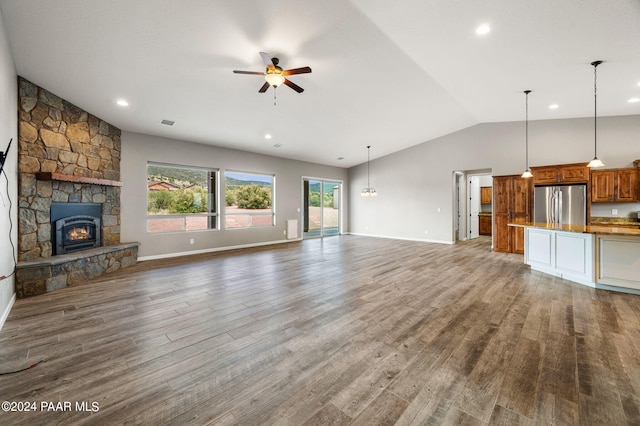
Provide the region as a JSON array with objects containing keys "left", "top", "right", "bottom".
[
  {"left": 612, "top": 209, "right": 618, "bottom": 215},
  {"left": 189, "top": 238, "right": 195, "bottom": 244}
]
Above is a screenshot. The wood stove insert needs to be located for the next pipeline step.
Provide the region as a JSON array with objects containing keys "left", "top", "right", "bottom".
[{"left": 51, "top": 203, "right": 102, "bottom": 255}]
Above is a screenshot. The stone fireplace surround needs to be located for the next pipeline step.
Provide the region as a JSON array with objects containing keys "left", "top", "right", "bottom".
[{"left": 15, "top": 78, "right": 138, "bottom": 298}]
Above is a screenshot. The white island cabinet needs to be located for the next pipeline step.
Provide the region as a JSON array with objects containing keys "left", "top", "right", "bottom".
[
  {"left": 597, "top": 234, "right": 640, "bottom": 290},
  {"left": 525, "top": 227, "right": 594, "bottom": 286},
  {"left": 519, "top": 223, "right": 640, "bottom": 294}
]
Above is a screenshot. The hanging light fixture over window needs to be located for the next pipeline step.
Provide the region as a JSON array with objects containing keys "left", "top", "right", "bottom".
[
  {"left": 521, "top": 90, "right": 533, "bottom": 178},
  {"left": 361, "top": 145, "right": 377, "bottom": 197},
  {"left": 587, "top": 60, "right": 605, "bottom": 168}
]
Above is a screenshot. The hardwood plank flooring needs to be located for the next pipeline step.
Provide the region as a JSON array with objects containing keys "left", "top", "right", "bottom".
[{"left": 1, "top": 235, "right": 640, "bottom": 425}]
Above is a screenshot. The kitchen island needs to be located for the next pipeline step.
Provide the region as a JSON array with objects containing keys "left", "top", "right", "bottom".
[{"left": 509, "top": 222, "right": 640, "bottom": 294}]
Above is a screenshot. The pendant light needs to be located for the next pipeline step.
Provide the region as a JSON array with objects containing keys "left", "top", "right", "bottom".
[
  {"left": 587, "top": 60, "right": 605, "bottom": 168},
  {"left": 361, "top": 145, "right": 377, "bottom": 197},
  {"left": 521, "top": 90, "right": 533, "bottom": 178}
]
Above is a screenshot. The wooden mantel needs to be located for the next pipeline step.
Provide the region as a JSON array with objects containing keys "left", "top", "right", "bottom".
[{"left": 35, "top": 172, "right": 122, "bottom": 187}]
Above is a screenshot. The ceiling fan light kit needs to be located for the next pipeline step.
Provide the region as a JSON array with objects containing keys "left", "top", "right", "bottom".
[{"left": 265, "top": 71, "right": 285, "bottom": 87}]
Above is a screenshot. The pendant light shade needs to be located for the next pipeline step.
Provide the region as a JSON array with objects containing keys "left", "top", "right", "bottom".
[
  {"left": 587, "top": 60, "right": 605, "bottom": 168},
  {"left": 521, "top": 90, "right": 533, "bottom": 178},
  {"left": 361, "top": 146, "right": 377, "bottom": 197}
]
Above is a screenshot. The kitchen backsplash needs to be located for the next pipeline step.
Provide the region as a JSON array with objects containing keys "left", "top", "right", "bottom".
[{"left": 590, "top": 202, "right": 640, "bottom": 219}]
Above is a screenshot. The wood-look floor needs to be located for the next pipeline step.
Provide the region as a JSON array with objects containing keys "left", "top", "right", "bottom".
[{"left": 1, "top": 235, "right": 640, "bottom": 425}]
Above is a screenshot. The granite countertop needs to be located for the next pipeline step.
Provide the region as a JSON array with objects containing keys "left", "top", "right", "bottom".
[
  {"left": 510, "top": 222, "right": 640, "bottom": 236},
  {"left": 591, "top": 216, "right": 640, "bottom": 226}
]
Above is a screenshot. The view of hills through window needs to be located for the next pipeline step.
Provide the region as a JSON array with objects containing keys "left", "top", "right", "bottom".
[{"left": 146, "top": 163, "right": 217, "bottom": 232}]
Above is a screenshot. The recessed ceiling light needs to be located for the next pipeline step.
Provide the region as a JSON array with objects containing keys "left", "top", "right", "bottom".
[
  {"left": 549, "top": 104, "right": 559, "bottom": 109},
  {"left": 265, "top": 134, "right": 272, "bottom": 139},
  {"left": 476, "top": 24, "right": 491, "bottom": 35},
  {"left": 273, "top": 143, "right": 282, "bottom": 148},
  {"left": 337, "top": 157, "right": 344, "bottom": 160},
  {"left": 116, "top": 99, "right": 129, "bottom": 107},
  {"left": 628, "top": 98, "right": 640, "bottom": 103}
]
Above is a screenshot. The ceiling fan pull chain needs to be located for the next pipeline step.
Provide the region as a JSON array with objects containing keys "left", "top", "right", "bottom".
[{"left": 273, "top": 86, "right": 277, "bottom": 106}]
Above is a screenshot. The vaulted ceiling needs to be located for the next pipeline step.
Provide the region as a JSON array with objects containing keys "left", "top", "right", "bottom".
[{"left": 1, "top": 0, "right": 639, "bottom": 167}]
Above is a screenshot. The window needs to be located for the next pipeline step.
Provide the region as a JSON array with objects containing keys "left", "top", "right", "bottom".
[
  {"left": 147, "top": 162, "right": 218, "bottom": 232},
  {"left": 225, "top": 171, "right": 274, "bottom": 229}
]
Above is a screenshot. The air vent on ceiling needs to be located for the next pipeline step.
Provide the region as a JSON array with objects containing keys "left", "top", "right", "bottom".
[{"left": 160, "top": 119, "right": 175, "bottom": 126}]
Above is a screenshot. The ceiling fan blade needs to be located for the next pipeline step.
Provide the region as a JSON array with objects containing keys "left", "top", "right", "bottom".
[
  {"left": 233, "top": 70, "right": 265, "bottom": 75},
  {"left": 258, "top": 82, "right": 270, "bottom": 93},
  {"left": 283, "top": 79, "right": 304, "bottom": 93},
  {"left": 259, "top": 52, "right": 274, "bottom": 67},
  {"left": 284, "top": 66, "right": 312, "bottom": 76}
]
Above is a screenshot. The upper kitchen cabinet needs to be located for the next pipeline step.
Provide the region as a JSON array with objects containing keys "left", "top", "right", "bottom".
[
  {"left": 480, "top": 186, "right": 492, "bottom": 204},
  {"left": 591, "top": 168, "right": 639, "bottom": 203},
  {"left": 531, "top": 163, "right": 590, "bottom": 185}
]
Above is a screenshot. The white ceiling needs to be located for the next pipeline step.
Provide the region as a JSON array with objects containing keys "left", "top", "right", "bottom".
[{"left": 1, "top": 0, "right": 639, "bottom": 167}]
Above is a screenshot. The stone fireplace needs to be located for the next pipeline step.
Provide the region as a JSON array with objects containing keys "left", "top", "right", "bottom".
[{"left": 15, "top": 78, "right": 138, "bottom": 298}]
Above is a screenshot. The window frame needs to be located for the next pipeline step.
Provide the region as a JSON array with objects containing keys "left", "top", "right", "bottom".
[
  {"left": 224, "top": 170, "right": 275, "bottom": 229},
  {"left": 146, "top": 161, "right": 219, "bottom": 233}
]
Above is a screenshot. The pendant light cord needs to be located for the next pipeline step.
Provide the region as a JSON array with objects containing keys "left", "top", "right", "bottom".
[
  {"left": 367, "top": 145, "right": 371, "bottom": 188},
  {"left": 593, "top": 62, "right": 598, "bottom": 157},
  {"left": 525, "top": 90, "right": 530, "bottom": 170}
]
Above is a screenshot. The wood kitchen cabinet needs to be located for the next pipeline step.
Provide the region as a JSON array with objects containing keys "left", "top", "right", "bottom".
[
  {"left": 591, "top": 168, "right": 639, "bottom": 202},
  {"left": 531, "top": 163, "right": 589, "bottom": 185},
  {"left": 479, "top": 215, "right": 492, "bottom": 235},
  {"left": 493, "top": 175, "right": 532, "bottom": 254},
  {"left": 480, "top": 186, "right": 492, "bottom": 204}
]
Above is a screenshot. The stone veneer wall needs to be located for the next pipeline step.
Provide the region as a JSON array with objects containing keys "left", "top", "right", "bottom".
[{"left": 17, "top": 77, "right": 121, "bottom": 261}]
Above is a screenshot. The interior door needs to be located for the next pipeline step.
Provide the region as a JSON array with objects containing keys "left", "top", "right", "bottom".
[{"left": 469, "top": 176, "right": 480, "bottom": 239}]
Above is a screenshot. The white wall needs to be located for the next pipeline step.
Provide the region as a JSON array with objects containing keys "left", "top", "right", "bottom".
[
  {"left": 349, "top": 115, "right": 640, "bottom": 243},
  {"left": 121, "top": 131, "right": 349, "bottom": 259},
  {"left": 0, "top": 8, "right": 17, "bottom": 328},
  {"left": 479, "top": 175, "right": 493, "bottom": 186}
]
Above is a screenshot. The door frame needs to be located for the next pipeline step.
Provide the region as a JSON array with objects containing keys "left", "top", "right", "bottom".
[
  {"left": 301, "top": 177, "right": 343, "bottom": 239},
  {"left": 452, "top": 169, "right": 492, "bottom": 244}
]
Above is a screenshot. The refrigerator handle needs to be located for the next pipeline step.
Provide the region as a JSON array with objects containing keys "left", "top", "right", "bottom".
[{"left": 557, "top": 191, "right": 563, "bottom": 224}]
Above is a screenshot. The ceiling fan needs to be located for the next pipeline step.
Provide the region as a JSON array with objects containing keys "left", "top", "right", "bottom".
[{"left": 233, "top": 52, "right": 312, "bottom": 94}]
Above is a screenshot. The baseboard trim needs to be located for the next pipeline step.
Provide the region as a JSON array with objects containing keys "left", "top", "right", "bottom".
[
  {"left": 0, "top": 292, "right": 16, "bottom": 331},
  {"left": 347, "top": 232, "right": 453, "bottom": 245},
  {"left": 138, "top": 238, "right": 302, "bottom": 262}
]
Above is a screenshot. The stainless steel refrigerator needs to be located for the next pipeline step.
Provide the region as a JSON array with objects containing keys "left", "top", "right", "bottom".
[{"left": 533, "top": 184, "right": 587, "bottom": 226}]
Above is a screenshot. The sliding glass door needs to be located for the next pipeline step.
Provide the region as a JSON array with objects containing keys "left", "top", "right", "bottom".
[{"left": 303, "top": 179, "right": 341, "bottom": 238}]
